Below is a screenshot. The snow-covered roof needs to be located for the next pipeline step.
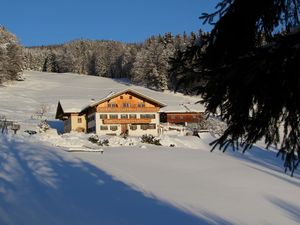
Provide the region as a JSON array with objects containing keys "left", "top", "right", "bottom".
[
  {"left": 159, "top": 103, "right": 205, "bottom": 113},
  {"left": 59, "top": 99, "right": 91, "bottom": 113},
  {"left": 56, "top": 88, "right": 167, "bottom": 119},
  {"left": 56, "top": 90, "right": 204, "bottom": 119}
]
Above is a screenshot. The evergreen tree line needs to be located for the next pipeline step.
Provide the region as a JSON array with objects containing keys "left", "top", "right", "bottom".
[
  {"left": 0, "top": 26, "right": 23, "bottom": 84},
  {"left": 22, "top": 31, "right": 203, "bottom": 91}
]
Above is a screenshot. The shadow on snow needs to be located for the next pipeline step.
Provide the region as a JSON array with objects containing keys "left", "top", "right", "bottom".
[
  {"left": 0, "top": 136, "right": 234, "bottom": 225},
  {"left": 223, "top": 144, "right": 300, "bottom": 180},
  {"left": 46, "top": 120, "right": 64, "bottom": 134},
  {"left": 267, "top": 196, "right": 300, "bottom": 224}
]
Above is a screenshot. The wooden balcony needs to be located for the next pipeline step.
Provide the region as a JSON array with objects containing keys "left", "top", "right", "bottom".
[
  {"left": 97, "top": 107, "right": 160, "bottom": 113},
  {"left": 103, "top": 118, "right": 152, "bottom": 124}
]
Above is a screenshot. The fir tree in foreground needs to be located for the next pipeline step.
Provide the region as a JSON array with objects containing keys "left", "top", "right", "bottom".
[{"left": 171, "top": 0, "right": 300, "bottom": 176}]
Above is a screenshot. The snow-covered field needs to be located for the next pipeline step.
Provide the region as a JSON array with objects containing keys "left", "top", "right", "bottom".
[{"left": 0, "top": 71, "right": 300, "bottom": 225}]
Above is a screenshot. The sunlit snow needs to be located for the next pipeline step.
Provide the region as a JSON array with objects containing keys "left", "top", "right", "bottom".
[{"left": 0, "top": 71, "right": 299, "bottom": 225}]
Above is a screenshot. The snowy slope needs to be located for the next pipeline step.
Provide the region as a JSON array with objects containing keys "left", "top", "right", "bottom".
[
  {"left": 0, "top": 71, "right": 199, "bottom": 131},
  {"left": 0, "top": 71, "right": 300, "bottom": 225}
]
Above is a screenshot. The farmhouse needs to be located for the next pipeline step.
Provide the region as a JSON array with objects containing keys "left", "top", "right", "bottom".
[{"left": 56, "top": 89, "right": 166, "bottom": 136}]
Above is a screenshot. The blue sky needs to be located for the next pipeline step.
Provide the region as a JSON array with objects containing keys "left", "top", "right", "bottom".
[{"left": 1, "top": 0, "right": 219, "bottom": 46}]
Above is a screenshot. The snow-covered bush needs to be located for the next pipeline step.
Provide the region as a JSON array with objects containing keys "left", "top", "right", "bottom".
[
  {"left": 198, "top": 116, "right": 227, "bottom": 136},
  {"left": 88, "top": 135, "right": 109, "bottom": 146},
  {"left": 38, "top": 120, "right": 50, "bottom": 133},
  {"left": 100, "top": 139, "right": 109, "bottom": 146},
  {"left": 141, "top": 134, "right": 161, "bottom": 146},
  {"left": 88, "top": 135, "right": 99, "bottom": 144}
]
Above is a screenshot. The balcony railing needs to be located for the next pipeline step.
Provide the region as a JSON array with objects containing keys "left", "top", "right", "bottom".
[
  {"left": 97, "top": 107, "right": 159, "bottom": 112},
  {"left": 103, "top": 118, "right": 152, "bottom": 124}
]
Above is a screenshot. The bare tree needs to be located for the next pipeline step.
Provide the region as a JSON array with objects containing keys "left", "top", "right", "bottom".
[{"left": 32, "top": 104, "right": 51, "bottom": 120}]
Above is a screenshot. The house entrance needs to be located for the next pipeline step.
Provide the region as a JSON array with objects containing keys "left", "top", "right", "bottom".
[{"left": 121, "top": 124, "right": 128, "bottom": 135}]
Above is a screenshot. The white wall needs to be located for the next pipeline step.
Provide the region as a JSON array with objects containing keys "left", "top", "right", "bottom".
[{"left": 95, "top": 112, "right": 160, "bottom": 136}]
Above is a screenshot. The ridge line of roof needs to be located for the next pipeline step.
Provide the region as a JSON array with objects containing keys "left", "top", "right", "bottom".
[{"left": 88, "top": 88, "right": 167, "bottom": 108}]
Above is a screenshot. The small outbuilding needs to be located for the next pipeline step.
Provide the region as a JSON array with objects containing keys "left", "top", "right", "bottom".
[
  {"left": 159, "top": 103, "right": 205, "bottom": 129},
  {"left": 55, "top": 99, "right": 89, "bottom": 133}
]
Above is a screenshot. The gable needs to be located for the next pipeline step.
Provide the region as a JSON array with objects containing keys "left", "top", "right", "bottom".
[
  {"left": 91, "top": 89, "right": 166, "bottom": 109},
  {"left": 97, "top": 92, "right": 157, "bottom": 109},
  {"left": 55, "top": 102, "right": 65, "bottom": 119},
  {"left": 56, "top": 99, "right": 90, "bottom": 119}
]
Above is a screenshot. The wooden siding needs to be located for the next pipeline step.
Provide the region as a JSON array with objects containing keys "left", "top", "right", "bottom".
[
  {"left": 97, "top": 107, "right": 159, "bottom": 112},
  {"left": 103, "top": 118, "right": 151, "bottom": 124},
  {"left": 96, "top": 93, "right": 160, "bottom": 113},
  {"left": 162, "top": 112, "right": 204, "bottom": 123}
]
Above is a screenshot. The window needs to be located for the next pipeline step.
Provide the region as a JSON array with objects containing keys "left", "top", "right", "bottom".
[
  {"left": 148, "top": 124, "right": 156, "bottom": 129},
  {"left": 108, "top": 103, "right": 117, "bottom": 108},
  {"left": 110, "top": 126, "right": 118, "bottom": 131},
  {"left": 121, "top": 114, "right": 128, "bottom": 119},
  {"left": 140, "top": 124, "right": 156, "bottom": 130},
  {"left": 100, "top": 126, "right": 108, "bottom": 130},
  {"left": 138, "top": 102, "right": 145, "bottom": 107},
  {"left": 140, "top": 114, "right": 155, "bottom": 119},
  {"left": 120, "top": 96, "right": 123, "bottom": 99},
  {"left": 109, "top": 114, "right": 118, "bottom": 119},
  {"left": 140, "top": 124, "right": 148, "bottom": 130},
  {"left": 171, "top": 115, "right": 176, "bottom": 119},
  {"left": 129, "top": 96, "right": 132, "bottom": 99},
  {"left": 77, "top": 118, "right": 82, "bottom": 123},
  {"left": 100, "top": 114, "right": 107, "bottom": 119},
  {"left": 180, "top": 116, "right": 184, "bottom": 119},
  {"left": 129, "top": 114, "right": 137, "bottom": 119},
  {"left": 123, "top": 103, "right": 131, "bottom": 108},
  {"left": 130, "top": 125, "right": 137, "bottom": 130}
]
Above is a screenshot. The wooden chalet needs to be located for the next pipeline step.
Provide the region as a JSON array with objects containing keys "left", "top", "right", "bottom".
[
  {"left": 56, "top": 89, "right": 166, "bottom": 136},
  {"left": 83, "top": 89, "right": 166, "bottom": 136}
]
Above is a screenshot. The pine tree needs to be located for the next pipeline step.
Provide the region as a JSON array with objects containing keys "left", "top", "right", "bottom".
[
  {"left": 172, "top": 0, "right": 300, "bottom": 175},
  {"left": 0, "top": 26, "right": 23, "bottom": 83},
  {"left": 131, "top": 36, "right": 175, "bottom": 91}
]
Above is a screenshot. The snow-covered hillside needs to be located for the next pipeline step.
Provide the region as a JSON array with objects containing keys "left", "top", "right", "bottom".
[
  {"left": 0, "top": 71, "right": 203, "bottom": 131},
  {"left": 0, "top": 71, "right": 300, "bottom": 225}
]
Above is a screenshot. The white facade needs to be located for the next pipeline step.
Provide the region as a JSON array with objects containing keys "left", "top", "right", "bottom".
[{"left": 87, "top": 112, "right": 160, "bottom": 136}]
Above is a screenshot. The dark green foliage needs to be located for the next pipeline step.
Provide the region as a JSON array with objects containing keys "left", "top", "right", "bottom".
[
  {"left": 100, "top": 139, "right": 109, "bottom": 147},
  {"left": 171, "top": 0, "right": 300, "bottom": 176},
  {"left": 24, "top": 130, "right": 37, "bottom": 135},
  {"left": 88, "top": 135, "right": 99, "bottom": 144},
  {"left": 141, "top": 134, "right": 161, "bottom": 146}
]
